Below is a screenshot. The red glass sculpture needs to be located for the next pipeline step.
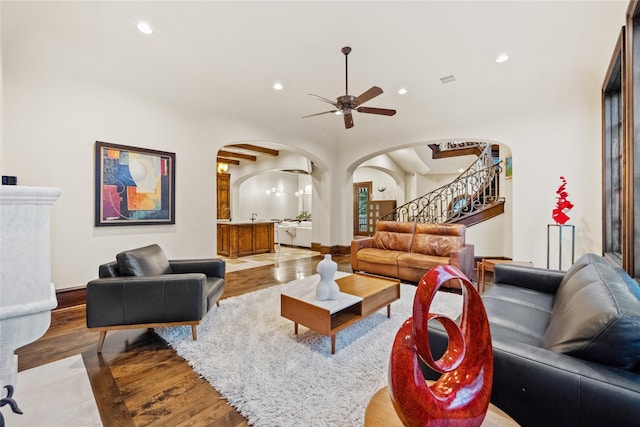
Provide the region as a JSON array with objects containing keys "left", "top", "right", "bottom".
[
  {"left": 388, "top": 265, "right": 493, "bottom": 426},
  {"left": 552, "top": 176, "right": 573, "bottom": 225}
]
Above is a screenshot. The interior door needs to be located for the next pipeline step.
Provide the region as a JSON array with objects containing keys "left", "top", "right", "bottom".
[
  {"left": 217, "top": 172, "right": 231, "bottom": 219},
  {"left": 353, "top": 182, "right": 372, "bottom": 236}
]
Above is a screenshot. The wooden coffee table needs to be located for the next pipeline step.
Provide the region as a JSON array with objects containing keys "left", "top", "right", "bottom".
[{"left": 280, "top": 273, "right": 401, "bottom": 354}]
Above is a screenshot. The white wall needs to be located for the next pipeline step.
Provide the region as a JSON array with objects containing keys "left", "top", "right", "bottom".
[
  {"left": 353, "top": 167, "right": 398, "bottom": 201},
  {"left": 296, "top": 174, "right": 313, "bottom": 217},
  {"left": 228, "top": 151, "right": 317, "bottom": 220},
  {"left": 418, "top": 173, "right": 460, "bottom": 193},
  {"left": 236, "top": 171, "right": 301, "bottom": 221},
  {"left": 2, "top": 75, "right": 220, "bottom": 289}
]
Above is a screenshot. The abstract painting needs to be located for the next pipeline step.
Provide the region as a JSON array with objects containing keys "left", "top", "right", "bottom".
[{"left": 95, "top": 141, "right": 175, "bottom": 226}]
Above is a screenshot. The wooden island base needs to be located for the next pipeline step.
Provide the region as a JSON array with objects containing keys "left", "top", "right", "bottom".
[{"left": 217, "top": 221, "right": 275, "bottom": 258}]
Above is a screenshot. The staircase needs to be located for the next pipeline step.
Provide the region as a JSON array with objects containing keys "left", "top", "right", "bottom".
[{"left": 381, "top": 142, "right": 505, "bottom": 226}]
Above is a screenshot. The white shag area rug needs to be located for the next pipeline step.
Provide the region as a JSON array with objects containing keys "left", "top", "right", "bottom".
[{"left": 157, "top": 272, "right": 462, "bottom": 427}]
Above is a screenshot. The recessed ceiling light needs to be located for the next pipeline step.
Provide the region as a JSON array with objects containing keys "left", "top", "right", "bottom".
[
  {"left": 496, "top": 54, "right": 509, "bottom": 63},
  {"left": 273, "top": 82, "right": 283, "bottom": 91},
  {"left": 398, "top": 88, "right": 408, "bottom": 95},
  {"left": 137, "top": 21, "right": 153, "bottom": 35}
]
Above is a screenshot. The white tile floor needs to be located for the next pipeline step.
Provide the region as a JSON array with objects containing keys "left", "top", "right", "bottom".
[
  {"left": 2, "top": 355, "right": 102, "bottom": 427},
  {"left": 222, "top": 246, "right": 320, "bottom": 272}
]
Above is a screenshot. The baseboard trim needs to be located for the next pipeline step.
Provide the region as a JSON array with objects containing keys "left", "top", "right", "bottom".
[
  {"left": 55, "top": 286, "right": 86, "bottom": 310},
  {"left": 311, "top": 243, "right": 350, "bottom": 255}
]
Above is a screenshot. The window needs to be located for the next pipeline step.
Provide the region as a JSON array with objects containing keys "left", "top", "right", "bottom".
[
  {"left": 602, "top": 2, "right": 640, "bottom": 279},
  {"left": 630, "top": 2, "right": 640, "bottom": 278},
  {"left": 602, "top": 32, "right": 624, "bottom": 265}
]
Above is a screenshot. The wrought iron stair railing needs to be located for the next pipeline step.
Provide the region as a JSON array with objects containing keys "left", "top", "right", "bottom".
[{"left": 381, "top": 142, "right": 503, "bottom": 224}]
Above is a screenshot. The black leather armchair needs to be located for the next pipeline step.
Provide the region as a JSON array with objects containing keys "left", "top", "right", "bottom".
[{"left": 86, "top": 244, "right": 225, "bottom": 352}]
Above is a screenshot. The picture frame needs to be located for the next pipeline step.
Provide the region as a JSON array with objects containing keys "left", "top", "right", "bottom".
[
  {"left": 505, "top": 156, "right": 513, "bottom": 179},
  {"left": 95, "top": 141, "right": 175, "bottom": 226}
]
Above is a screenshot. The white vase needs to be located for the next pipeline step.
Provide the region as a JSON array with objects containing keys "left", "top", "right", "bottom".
[{"left": 316, "top": 254, "right": 340, "bottom": 300}]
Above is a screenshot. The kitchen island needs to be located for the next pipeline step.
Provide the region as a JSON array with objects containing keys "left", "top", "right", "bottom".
[{"left": 217, "top": 220, "right": 276, "bottom": 258}]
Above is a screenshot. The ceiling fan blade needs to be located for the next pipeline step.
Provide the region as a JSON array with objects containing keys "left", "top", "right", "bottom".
[
  {"left": 344, "top": 112, "right": 354, "bottom": 129},
  {"left": 355, "top": 86, "right": 383, "bottom": 106},
  {"left": 356, "top": 107, "right": 397, "bottom": 116},
  {"left": 308, "top": 94, "right": 338, "bottom": 106},
  {"left": 302, "top": 110, "right": 338, "bottom": 118}
]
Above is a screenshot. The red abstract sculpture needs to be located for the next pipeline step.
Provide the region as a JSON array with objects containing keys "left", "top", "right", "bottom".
[
  {"left": 388, "top": 265, "right": 493, "bottom": 426},
  {"left": 552, "top": 176, "right": 573, "bottom": 225}
]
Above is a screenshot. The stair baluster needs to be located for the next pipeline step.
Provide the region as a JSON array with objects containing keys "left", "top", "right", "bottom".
[{"left": 381, "top": 142, "right": 504, "bottom": 225}]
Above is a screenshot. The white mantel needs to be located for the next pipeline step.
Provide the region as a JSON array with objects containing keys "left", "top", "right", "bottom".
[{"left": 0, "top": 186, "right": 61, "bottom": 399}]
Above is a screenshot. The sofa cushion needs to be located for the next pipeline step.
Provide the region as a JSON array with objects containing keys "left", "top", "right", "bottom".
[
  {"left": 483, "top": 283, "right": 555, "bottom": 346},
  {"left": 554, "top": 261, "right": 603, "bottom": 305},
  {"left": 410, "top": 223, "right": 464, "bottom": 256},
  {"left": 116, "top": 244, "right": 173, "bottom": 277},
  {"left": 558, "top": 252, "right": 599, "bottom": 288},
  {"left": 372, "top": 221, "right": 415, "bottom": 252},
  {"left": 396, "top": 252, "right": 450, "bottom": 269},
  {"left": 357, "top": 248, "right": 405, "bottom": 265},
  {"left": 542, "top": 257, "right": 640, "bottom": 370},
  {"left": 98, "top": 261, "right": 120, "bottom": 278},
  {"left": 356, "top": 248, "right": 403, "bottom": 278}
]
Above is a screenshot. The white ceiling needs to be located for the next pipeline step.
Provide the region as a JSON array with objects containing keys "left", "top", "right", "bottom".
[{"left": 1, "top": 1, "right": 628, "bottom": 174}]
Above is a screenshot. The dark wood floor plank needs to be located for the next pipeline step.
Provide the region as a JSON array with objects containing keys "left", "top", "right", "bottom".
[
  {"left": 120, "top": 364, "right": 195, "bottom": 406},
  {"left": 14, "top": 252, "right": 352, "bottom": 426},
  {"left": 17, "top": 327, "right": 98, "bottom": 370},
  {"left": 131, "top": 374, "right": 225, "bottom": 426},
  {"left": 83, "top": 346, "right": 135, "bottom": 426},
  {"left": 108, "top": 349, "right": 184, "bottom": 387},
  {"left": 47, "top": 305, "right": 88, "bottom": 334}
]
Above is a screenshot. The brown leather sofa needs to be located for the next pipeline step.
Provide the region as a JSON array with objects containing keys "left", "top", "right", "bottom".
[{"left": 350, "top": 221, "right": 474, "bottom": 287}]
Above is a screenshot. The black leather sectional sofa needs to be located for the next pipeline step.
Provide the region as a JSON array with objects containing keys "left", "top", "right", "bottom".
[{"left": 425, "top": 253, "right": 640, "bottom": 426}]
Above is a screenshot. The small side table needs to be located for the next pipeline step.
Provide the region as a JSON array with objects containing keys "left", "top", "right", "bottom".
[
  {"left": 477, "top": 259, "right": 534, "bottom": 293},
  {"left": 364, "top": 386, "right": 519, "bottom": 427}
]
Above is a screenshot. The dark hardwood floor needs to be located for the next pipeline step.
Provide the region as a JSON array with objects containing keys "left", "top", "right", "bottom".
[{"left": 16, "top": 253, "right": 353, "bottom": 426}]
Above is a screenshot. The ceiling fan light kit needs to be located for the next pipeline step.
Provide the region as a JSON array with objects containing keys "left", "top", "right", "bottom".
[{"left": 304, "top": 46, "right": 396, "bottom": 129}]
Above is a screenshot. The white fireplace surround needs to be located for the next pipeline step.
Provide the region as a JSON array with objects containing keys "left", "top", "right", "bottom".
[{"left": 0, "top": 186, "right": 61, "bottom": 400}]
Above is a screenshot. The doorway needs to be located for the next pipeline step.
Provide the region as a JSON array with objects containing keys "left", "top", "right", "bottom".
[{"left": 353, "top": 181, "right": 372, "bottom": 236}]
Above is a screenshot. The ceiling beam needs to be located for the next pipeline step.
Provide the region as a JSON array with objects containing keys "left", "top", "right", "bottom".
[
  {"left": 226, "top": 143, "right": 279, "bottom": 156},
  {"left": 216, "top": 157, "right": 240, "bottom": 165},
  {"left": 428, "top": 143, "right": 483, "bottom": 159},
  {"left": 217, "top": 150, "right": 256, "bottom": 161}
]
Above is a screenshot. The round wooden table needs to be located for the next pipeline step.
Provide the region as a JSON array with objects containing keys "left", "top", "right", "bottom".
[{"left": 364, "top": 386, "right": 519, "bottom": 427}]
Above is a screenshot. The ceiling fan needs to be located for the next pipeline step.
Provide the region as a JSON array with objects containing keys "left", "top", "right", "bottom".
[{"left": 303, "top": 46, "right": 396, "bottom": 129}]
